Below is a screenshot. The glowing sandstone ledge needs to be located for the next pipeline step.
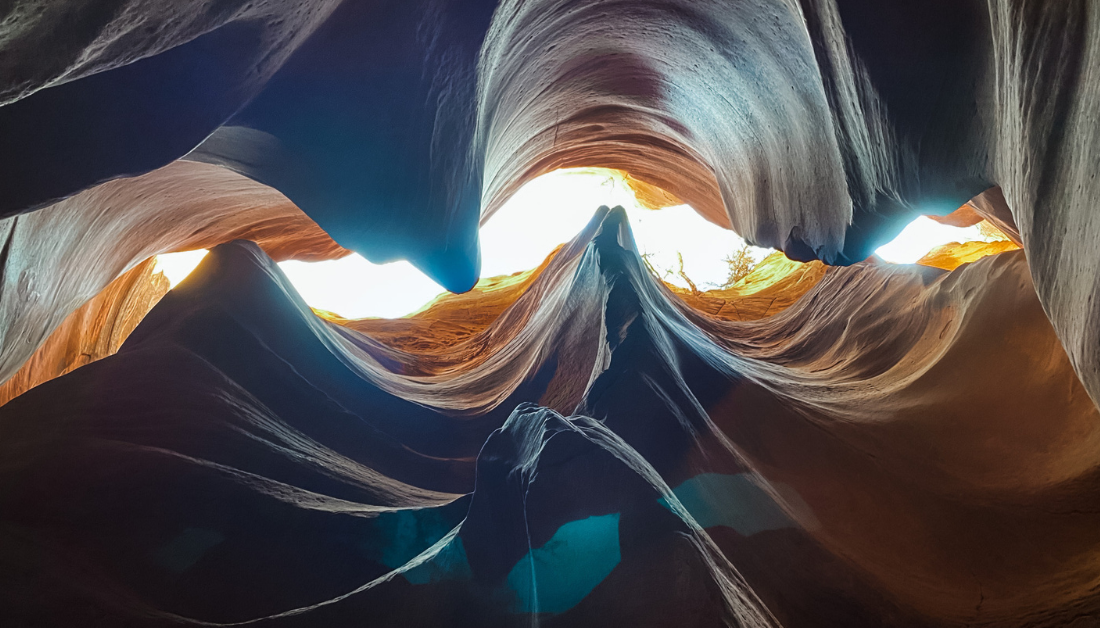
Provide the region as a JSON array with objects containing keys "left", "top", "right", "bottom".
[
  {"left": 0, "top": 259, "right": 169, "bottom": 406},
  {"left": 916, "top": 240, "right": 1021, "bottom": 272}
]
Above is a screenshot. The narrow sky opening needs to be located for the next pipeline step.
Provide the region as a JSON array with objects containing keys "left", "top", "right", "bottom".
[
  {"left": 153, "top": 170, "right": 1006, "bottom": 319},
  {"left": 154, "top": 169, "right": 771, "bottom": 318},
  {"left": 153, "top": 249, "right": 209, "bottom": 287},
  {"left": 874, "top": 216, "right": 996, "bottom": 264}
]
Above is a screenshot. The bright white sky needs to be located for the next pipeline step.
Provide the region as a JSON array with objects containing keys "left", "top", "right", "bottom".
[
  {"left": 153, "top": 169, "right": 992, "bottom": 319},
  {"left": 872, "top": 216, "right": 986, "bottom": 264}
]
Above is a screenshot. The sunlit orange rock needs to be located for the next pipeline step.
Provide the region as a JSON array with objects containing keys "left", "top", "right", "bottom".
[
  {"left": 327, "top": 247, "right": 558, "bottom": 357},
  {"left": 619, "top": 170, "right": 686, "bottom": 210},
  {"left": 670, "top": 252, "right": 828, "bottom": 321},
  {"left": 0, "top": 160, "right": 348, "bottom": 391},
  {"left": 917, "top": 239, "right": 1021, "bottom": 272},
  {"left": 0, "top": 258, "right": 168, "bottom": 406},
  {"left": 928, "top": 203, "right": 985, "bottom": 229},
  {"left": 929, "top": 190, "right": 1022, "bottom": 247}
]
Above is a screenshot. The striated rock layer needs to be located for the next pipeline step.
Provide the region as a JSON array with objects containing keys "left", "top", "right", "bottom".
[
  {"left": 3, "top": 1, "right": 1099, "bottom": 408},
  {"left": 1, "top": 209, "right": 1095, "bottom": 627},
  {"left": 2, "top": 1, "right": 1099, "bottom": 625},
  {"left": 0, "top": 159, "right": 348, "bottom": 392},
  {"left": 0, "top": 258, "right": 169, "bottom": 407}
]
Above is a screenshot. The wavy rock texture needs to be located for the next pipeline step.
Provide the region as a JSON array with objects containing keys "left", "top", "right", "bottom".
[
  {"left": 2, "top": 1, "right": 1099, "bottom": 626},
  {"left": 0, "top": 0, "right": 342, "bottom": 212},
  {"left": 1, "top": 209, "right": 1095, "bottom": 627},
  {"left": 931, "top": 189, "right": 1022, "bottom": 247},
  {"left": 916, "top": 240, "right": 1021, "bottom": 272},
  {"left": 0, "top": 159, "right": 347, "bottom": 391},
  {"left": 3, "top": 0, "right": 1099, "bottom": 395},
  {"left": 0, "top": 257, "right": 169, "bottom": 407}
]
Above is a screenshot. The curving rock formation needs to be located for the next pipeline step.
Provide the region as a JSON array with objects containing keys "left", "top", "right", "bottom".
[
  {"left": 2, "top": 1, "right": 1099, "bottom": 625},
  {"left": 0, "top": 0, "right": 343, "bottom": 212},
  {"left": 930, "top": 189, "right": 1023, "bottom": 247},
  {"left": 1, "top": 209, "right": 1096, "bottom": 626},
  {"left": 0, "top": 159, "right": 347, "bottom": 389},
  {"left": 4, "top": 0, "right": 1099, "bottom": 401},
  {"left": 0, "top": 257, "right": 169, "bottom": 407},
  {"left": 916, "top": 239, "right": 1021, "bottom": 272}
]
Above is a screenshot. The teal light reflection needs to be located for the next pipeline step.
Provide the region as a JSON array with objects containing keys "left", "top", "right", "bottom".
[
  {"left": 505, "top": 513, "right": 621, "bottom": 614},
  {"left": 659, "top": 473, "right": 793, "bottom": 535}
]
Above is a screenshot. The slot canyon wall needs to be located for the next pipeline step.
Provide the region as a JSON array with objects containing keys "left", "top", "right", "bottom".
[{"left": 1, "top": 0, "right": 1099, "bottom": 626}]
